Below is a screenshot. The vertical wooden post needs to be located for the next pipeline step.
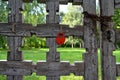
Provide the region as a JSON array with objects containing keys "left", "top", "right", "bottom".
[
  {"left": 83, "top": 0, "right": 98, "bottom": 80},
  {"left": 100, "top": 0, "right": 116, "bottom": 80},
  {"left": 46, "top": 0, "right": 60, "bottom": 80},
  {"left": 7, "top": 0, "right": 23, "bottom": 80}
]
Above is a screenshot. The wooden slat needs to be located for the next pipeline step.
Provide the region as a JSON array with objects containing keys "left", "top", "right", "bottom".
[
  {"left": 83, "top": 0, "right": 98, "bottom": 80},
  {"left": 37, "top": 0, "right": 83, "bottom": 5},
  {"left": 36, "top": 61, "right": 70, "bottom": 76},
  {"left": 72, "top": 0, "right": 83, "bottom": 5},
  {"left": 0, "top": 61, "right": 33, "bottom": 75},
  {"left": 7, "top": 0, "right": 24, "bottom": 80},
  {"left": 100, "top": 0, "right": 116, "bottom": 80},
  {"left": 70, "top": 61, "right": 84, "bottom": 76},
  {"left": 23, "top": 0, "right": 33, "bottom": 3},
  {"left": 36, "top": 61, "right": 84, "bottom": 76},
  {"left": 115, "top": 0, "right": 120, "bottom": 8},
  {"left": 45, "top": 0, "right": 60, "bottom": 80},
  {"left": 3, "top": 0, "right": 33, "bottom": 3},
  {"left": 0, "top": 23, "right": 83, "bottom": 37}
]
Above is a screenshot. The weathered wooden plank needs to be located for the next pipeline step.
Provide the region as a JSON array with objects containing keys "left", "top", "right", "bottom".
[
  {"left": 36, "top": 61, "right": 70, "bottom": 76},
  {"left": 3, "top": 0, "right": 33, "bottom": 3},
  {"left": 0, "top": 23, "right": 83, "bottom": 37},
  {"left": 115, "top": 0, "right": 120, "bottom": 8},
  {"left": 45, "top": 0, "right": 60, "bottom": 80},
  {"left": 37, "top": 0, "right": 83, "bottom": 5},
  {"left": 83, "top": 0, "right": 98, "bottom": 80},
  {"left": 70, "top": 61, "right": 84, "bottom": 76},
  {"left": 0, "top": 61, "right": 33, "bottom": 75},
  {"left": 7, "top": 0, "right": 24, "bottom": 80},
  {"left": 23, "top": 0, "right": 33, "bottom": 3},
  {"left": 7, "top": 37, "right": 23, "bottom": 61},
  {"left": 46, "top": 76, "right": 60, "bottom": 80},
  {"left": 100, "top": 0, "right": 116, "bottom": 80},
  {"left": 72, "top": 0, "right": 83, "bottom": 5},
  {"left": 8, "top": 0, "right": 24, "bottom": 23},
  {"left": 36, "top": 61, "right": 84, "bottom": 76}
]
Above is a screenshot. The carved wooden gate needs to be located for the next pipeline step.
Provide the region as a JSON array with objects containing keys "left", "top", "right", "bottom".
[{"left": 0, "top": 0, "right": 120, "bottom": 80}]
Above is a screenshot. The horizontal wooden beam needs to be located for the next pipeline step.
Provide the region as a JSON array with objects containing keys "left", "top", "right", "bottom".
[
  {"left": 36, "top": 61, "right": 84, "bottom": 76},
  {"left": 0, "top": 23, "right": 83, "bottom": 38},
  {"left": 2, "top": 0, "right": 33, "bottom": 3},
  {"left": 70, "top": 61, "right": 84, "bottom": 75},
  {"left": 115, "top": 0, "right": 120, "bottom": 8},
  {"left": 23, "top": 0, "right": 33, "bottom": 3},
  {"left": 0, "top": 60, "right": 33, "bottom": 75},
  {"left": 0, "top": 60, "right": 84, "bottom": 76},
  {"left": 37, "top": 0, "right": 83, "bottom": 5}
]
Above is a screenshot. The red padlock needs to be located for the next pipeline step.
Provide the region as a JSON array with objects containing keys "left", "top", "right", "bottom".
[{"left": 56, "top": 32, "right": 65, "bottom": 45}]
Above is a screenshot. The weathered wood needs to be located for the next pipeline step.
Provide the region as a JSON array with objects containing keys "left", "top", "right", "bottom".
[
  {"left": 7, "top": 0, "right": 24, "bottom": 80},
  {"left": 37, "top": 0, "right": 83, "bottom": 5},
  {"left": 100, "top": 0, "right": 116, "bottom": 80},
  {"left": 70, "top": 61, "right": 84, "bottom": 76},
  {"left": 8, "top": 0, "right": 24, "bottom": 23},
  {"left": 36, "top": 61, "right": 84, "bottom": 76},
  {"left": 83, "top": 0, "right": 98, "bottom": 80},
  {"left": 36, "top": 62, "right": 70, "bottom": 76},
  {"left": 23, "top": 0, "right": 33, "bottom": 3},
  {"left": 0, "top": 23, "right": 83, "bottom": 37},
  {"left": 0, "top": 61, "right": 33, "bottom": 75},
  {"left": 115, "top": 0, "right": 120, "bottom": 8},
  {"left": 45, "top": 0, "right": 60, "bottom": 80}
]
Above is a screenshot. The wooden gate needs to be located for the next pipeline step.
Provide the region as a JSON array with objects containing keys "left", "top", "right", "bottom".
[{"left": 0, "top": 0, "right": 120, "bottom": 80}]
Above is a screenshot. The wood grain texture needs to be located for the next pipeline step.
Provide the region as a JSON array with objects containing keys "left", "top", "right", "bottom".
[
  {"left": 36, "top": 61, "right": 84, "bottom": 76},
  {"left": 100, "top": 0, "right": 116, "bottom": 80},
  {"left": 115, "top": 0, "right": 120, "bottom": 8},
  {"left": 37, "top": 0, "right": 83, "bottom": 5},
  {"left": 0, "top": 61, "right": 33, "bottom": 75},
  {"left": 45, "top": 0, "right": 60, "bottom": 80},
  {"left": 7, "top": 0, "right": 24, "bottom": 80},
  {"left": 83, "top": 0, "right": 98, "bottom": 80},
  {"left": 0, "top": 23, "right": 83, "bottom": 38}
]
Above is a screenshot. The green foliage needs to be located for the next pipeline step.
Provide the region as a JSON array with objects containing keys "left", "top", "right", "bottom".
[
  {"left": 65, "top": 36, "right": 82, "bottom": 48},
  {"left": 24, "top": 36, "right": 46, "bottom": 48},
  {"left": 113, "top": 9, "right": 120, "bottom": 28},
  {"left": 61, "top": 4, "right": 83, "bottom": 48},
  {"left": 0, "top": 1, "right": 8, "bottom": 22},
  {"left": 0, "top": 1, "right": 8, "bottom": 49},
  {"left": 62, "top": 4, "right": 83, "bottom": 27},
  {"left": 23, "top": 0, "right": 46, "bottom": 25},
  {"left": 0, "top": 35, "right": 7, "bottom": 49}
]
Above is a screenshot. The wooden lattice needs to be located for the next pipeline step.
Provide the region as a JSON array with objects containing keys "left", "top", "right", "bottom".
[{"left": 0, "top": 0, "right": 120, "bottom": 80}]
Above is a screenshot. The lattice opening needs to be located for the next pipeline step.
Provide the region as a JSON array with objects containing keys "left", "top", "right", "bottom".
[
  {"left": 61, "top": 73, "right": 83, "bottom": 80},
  {"left": 24, "top": 73, "right": 46, "bottom": 80}
]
